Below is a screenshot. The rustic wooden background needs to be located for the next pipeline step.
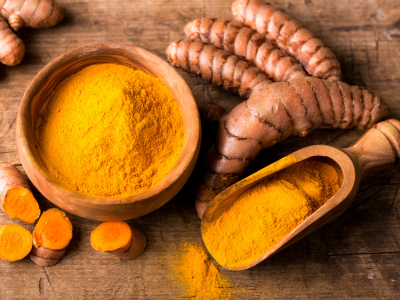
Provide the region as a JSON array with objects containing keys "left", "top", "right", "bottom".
[{"left": 1, "top": 0, "right": 400, "bottom": 299}]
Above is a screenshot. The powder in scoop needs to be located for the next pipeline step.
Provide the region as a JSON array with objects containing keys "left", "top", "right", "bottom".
[{"left": 203, "top": 158, "right": 340, "bottom": 268}]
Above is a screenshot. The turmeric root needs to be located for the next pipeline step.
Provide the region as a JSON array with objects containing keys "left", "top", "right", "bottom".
[
  {"left": 231, "top": 0, "right": 342, "bottom": 81},
  {"left": 0, "top": 163, "right": 40, "bottom": 223},
  {"left": 0, "top": 0, "right": 64, "bottom": 66},
  {"left": 30, "top": 208, "right": 73, "bottom": 266},
  {"left": 0, "top": 224, "right": 32, "bottom": 261},
  {"left": 0, "top": 0, "right": 64, "bottom": 31},
  {"left": 167, "top": 37, "right": 270, "bottom": 99},
  {"left": 184, "top": 18, "right": 306, "bottom": 82},
  {"left": 0, "top": 16, "right": 24, "bottom": 66},
  {"left": 90, "top": 221, "right": 147, "bottom": 260},
  {"left": 166, "top": 38, "right": 388, "bottom": 217}
]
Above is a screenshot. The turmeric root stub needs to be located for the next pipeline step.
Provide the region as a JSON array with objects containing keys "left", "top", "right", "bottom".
[
  {"left": 34, "top": 64, "right": 184, "bottom": 197},
  {"left": 91, "top": 221, "right": 147, "bottom": 260},
  {"left": 30, "top": 208, "right": 73, "bottom": 266},
  {"left": 202, "top": 157, "right": 340, "bottom": 268}
]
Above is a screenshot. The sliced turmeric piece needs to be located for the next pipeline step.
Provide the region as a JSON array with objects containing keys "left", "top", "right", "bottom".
[
  {"left": 0, "top": 163, "right": 41, "bottom": 223},
  {"left": 0, "top": 224, "right": 32, "bottom": 261},
  {"left": 91, "top": 221, "right": 147, "bottom": 260},
  {"left": 30, "top": 208, "right": 73, "bottom": 266}
]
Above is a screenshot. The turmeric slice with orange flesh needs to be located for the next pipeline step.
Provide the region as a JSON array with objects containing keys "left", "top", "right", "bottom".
[
  {"left": 0, "top": 224, "right": 32, "bottom": 261},
  {"left": 30, "top": 208, "right": 73, "bottom": 266},
  {"left": 0, "top": 163, "right": 40, "bottom": 223},
  {"left": 91, "top": 221, "right": 147, "bottom": 260}
]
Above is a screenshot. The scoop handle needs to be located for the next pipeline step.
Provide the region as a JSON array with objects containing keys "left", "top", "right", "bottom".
[{"left": 344, "top": 119, "right": 400, "bottom": 179}]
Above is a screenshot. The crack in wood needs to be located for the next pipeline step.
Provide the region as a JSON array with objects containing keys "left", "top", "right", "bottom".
[
  {"left": 327, "top": 251, "right": 400, "bottom": 257},
  {"left": 0, "top": 116, "right": 16, "bottom": 139},
  {"left": 40, "top": 267, "right": 56, "bottom": 296},
  {"left": 38, "top": 276, "right": 43, "bottom": 295},
  {"left": 386, "top": 183, "right": 399, "bottom": 219}
]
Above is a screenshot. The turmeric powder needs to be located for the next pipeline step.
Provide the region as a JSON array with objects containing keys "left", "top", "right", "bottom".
[
  {"left": 34, "top": 64, "right": 184, "bottom": 197},
  {"left": 203, "top": 157, "right": 340, "bottom": 268},
  {"left": 173, "top": 242, "right": 232, "bottom": 299}
]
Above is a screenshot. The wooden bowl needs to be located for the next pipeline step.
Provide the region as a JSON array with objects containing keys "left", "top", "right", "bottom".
[{"left": 16, "top": 43, "right": 201, "bottom": 221}]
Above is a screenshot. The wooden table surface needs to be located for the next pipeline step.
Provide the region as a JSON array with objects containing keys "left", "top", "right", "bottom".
[{"left": 1, "top": 0, "right": 400, "bottom": 299}]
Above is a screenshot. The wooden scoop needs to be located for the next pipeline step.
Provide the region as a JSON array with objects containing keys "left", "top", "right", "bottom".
[{"left": 201, "top": 119, "right": 400, "bottom": 271}]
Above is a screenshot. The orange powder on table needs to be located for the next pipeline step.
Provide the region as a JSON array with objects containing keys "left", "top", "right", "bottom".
[{"left": 173, "top": 242, "right": 233, "bottom": 300}]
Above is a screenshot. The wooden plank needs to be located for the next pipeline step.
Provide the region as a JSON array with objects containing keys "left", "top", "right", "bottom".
[{"left": 0, "top": 0, "right": 399, "bottom": 298}]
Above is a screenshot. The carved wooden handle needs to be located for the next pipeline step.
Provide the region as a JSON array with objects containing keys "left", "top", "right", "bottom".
[{"left": 345, "top": 119, "right": 400, "bottom": 179}]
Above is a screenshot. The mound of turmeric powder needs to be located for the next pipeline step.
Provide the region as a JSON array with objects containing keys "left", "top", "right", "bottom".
[{"left": 35, "top": 64, "right": 184, "bottom": 197}]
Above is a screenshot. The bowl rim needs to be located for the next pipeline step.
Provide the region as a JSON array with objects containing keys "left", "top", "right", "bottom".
[{"left": 17, "top": 42, "right": 200, "bottom": 207}]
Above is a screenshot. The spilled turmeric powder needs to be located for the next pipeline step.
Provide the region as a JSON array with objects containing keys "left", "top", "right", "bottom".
[
  {"left": 203, "top": 157, "right": 340, "bottom": 268},
  {"left": 34, "top": 64, "right": 184, "bottom": 197},
  {"left": 173, "top": 243, "right": 232, "bottom": 299}
]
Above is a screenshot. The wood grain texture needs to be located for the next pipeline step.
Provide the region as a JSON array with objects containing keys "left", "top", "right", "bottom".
[{"left": 0, "top": 0, "right": 400, "bottom": 299}]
